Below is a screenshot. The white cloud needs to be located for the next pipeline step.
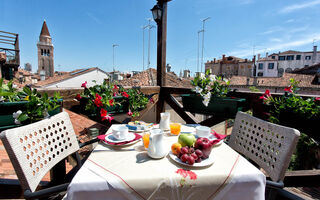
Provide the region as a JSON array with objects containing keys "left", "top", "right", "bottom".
[
  {"left": 279, "top": 0, "right": 320, "bottom": 14},
  {"left": 269, "top": 38, "right": 283, "bottom": 43},
  {"left": 228, "top": 33, "right": 320, "bottom": 58},
  {"left": 259, "top": 26, "right": 283, "bottom": 35},
  {"left": 85, "top": 12, "right": 103, "bottom": 25}
]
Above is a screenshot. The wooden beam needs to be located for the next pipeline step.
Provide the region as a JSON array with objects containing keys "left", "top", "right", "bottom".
[
  {"left": 0, "top": 30, "right": 18, "bottom": 36},
  {"left": 162, "top": 86, "right": 193, "bottom": 94},
  {"left": 199, "top": 116, "right": 226, "bottom": 127},
  {"left": 0, "top": 34, "right": 16, "bottom": 39},
  {"left": 0, "top": 38, "right": 15, "bottom": 43},
  {"left": 283, "top": 170, "right": 320, "bottom": 187},
  {"left": 165, "top": 94, "right": 198, "bottom": 124},
  {"left": 0, "top": 41, "right": 15, "bottom": 45}
]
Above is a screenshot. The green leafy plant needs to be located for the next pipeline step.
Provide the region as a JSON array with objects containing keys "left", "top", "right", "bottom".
[
  {"left": 0, "top": 78, "right": 25, "bottom": 102},
  {"left": 124, "top": 88, "right": 149, "bottom": 117},
  {"left": 16, "top": 87, "right": 62, "bottom": 124},
  {"left": 191, "top": 70, "right": 231, "bottom": 106}
]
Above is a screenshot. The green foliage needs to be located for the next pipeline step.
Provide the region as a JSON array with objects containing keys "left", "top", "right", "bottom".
[
  {"left": 17, "top": 87, "right": 62, "bottom": 123},
  {"left": 191, "top": 70, "right": 231, "bottom": 98},
  {"left": 125, "top": 88, "right": 149, "bottom": 117},
  {"left": 249, "top": 86, "right": 260, "bottom": 92},
  {"left": 0, "top": 78, "right": 25, "bottom": 102}
]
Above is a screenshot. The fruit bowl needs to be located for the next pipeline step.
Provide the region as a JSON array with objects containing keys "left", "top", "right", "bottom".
[{"left": 168, "top": 151, "right": 215, "bottom": 167}]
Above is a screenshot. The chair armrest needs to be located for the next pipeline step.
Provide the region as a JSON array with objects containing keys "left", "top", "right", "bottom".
[
  {"left": 79, "top": 138, "right": 99, "bottom": 148},
  {"left": 266, "top": 180, "right": 284, "bottom": 189},
  {"left": 24, "top": 182, "right": 69, "bottom": 199}
]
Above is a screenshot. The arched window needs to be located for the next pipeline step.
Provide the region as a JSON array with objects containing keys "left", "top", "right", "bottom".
[
  {"left": 285, "top": 68, "right": 292, "bottom": 73},
  {"left": 47, "top": 50, "right": 50, "bottom": 56},
  {"left": 41, "top": 49, "right": 43, "bottom": 55}
]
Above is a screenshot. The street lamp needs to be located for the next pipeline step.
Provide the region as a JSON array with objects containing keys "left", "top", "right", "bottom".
[
  {"left": 112, "top": 44, "right": 119, "bottom": 72},
  {"left": 151, "top": 4, "right": 162, "bottom": 24}
]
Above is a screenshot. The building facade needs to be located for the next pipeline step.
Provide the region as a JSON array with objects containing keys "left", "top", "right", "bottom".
[
  {"left": 205, "top": 55, "right": 254, "bottom": 78},
  {"left": 256, "top": 46, "right": 320, "bottom": 77},
  {"left": 37, "top": 20, "right": 54, "bottom": 77}
]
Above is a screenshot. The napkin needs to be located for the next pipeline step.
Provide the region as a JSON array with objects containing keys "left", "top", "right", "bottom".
[
  {"left": 211, "top": 131, "right": 227, "bottom": 145},
  {"left": 97, "top": 133, "right": 142, "bottom": 145}
]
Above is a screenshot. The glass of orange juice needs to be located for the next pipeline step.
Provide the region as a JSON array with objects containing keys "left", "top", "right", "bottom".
[
  {"left": 170, "top": 123, "right": 181, "bottom": 135},
  {"left": 142, "top": 133, "right": 150, "bottom": 149}
]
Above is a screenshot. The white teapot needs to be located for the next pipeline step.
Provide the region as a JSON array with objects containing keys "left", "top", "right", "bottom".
[{"left": 147, "top": 129, "right": 167, "bottom": 159}]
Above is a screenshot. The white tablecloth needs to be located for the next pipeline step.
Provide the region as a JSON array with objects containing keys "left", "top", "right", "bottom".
[{"left": 65, "top": 125, "right": 266, "bottom": 200}]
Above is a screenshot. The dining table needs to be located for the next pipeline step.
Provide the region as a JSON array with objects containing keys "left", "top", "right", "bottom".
[{"left": 64, "top": 124, "right": 266, "bottom": 200}]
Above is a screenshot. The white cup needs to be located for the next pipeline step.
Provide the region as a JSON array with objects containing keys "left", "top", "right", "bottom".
[
  {"left": 196, "top": 126, "right": 211, "bottom": 138},
  {"left": 112, "top": 125, "right": 129, "bottom": 140}
]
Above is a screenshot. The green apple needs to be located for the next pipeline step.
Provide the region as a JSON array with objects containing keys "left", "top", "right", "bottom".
[{"left": 178, "top": 133, "right": 196, "bottom": 147}]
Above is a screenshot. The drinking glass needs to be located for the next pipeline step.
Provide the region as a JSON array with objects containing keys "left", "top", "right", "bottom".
[
  {"left": 170, "top": 123, "right": 181, "bottom": 135},
  {"left": 142, "top": 133, "right": 150, "bottom": 149}
]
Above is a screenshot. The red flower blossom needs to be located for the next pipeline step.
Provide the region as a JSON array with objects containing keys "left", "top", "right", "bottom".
[
  {"left": 113, "top": 85, "right": 118, "bottom": 90},
  {"left": 109, "top": 99, "right": 114, "bottom": 106},
  {"left": 102, "top": 114, "right": 114, "bottom": 123},
  {"left": 264, "top": 89, "right": 271, "bottom": 97},
  {"left": 75, "top": 94, "right": 82, "bottom": 101},
  {"left": 100, "top": 108, "right": 107, "bottom": 117},
  {"left": 81, "top": 81, "right": 87, "bottom": 88},
  {"left": 127, "top": 109, "right": 133, "bottom": 116},
  {"left": 94, "top": 94, "right": 103, "bottom": 107},
  {"left": 259, "top": 95, "right": 267, "bottom": 100},
  {"left": 122, "top": 91, "right": 129, "bottom": 98},
  {"left": 149, "top": 98, "right": 154, "bottom": 104},
  {"left": 176, "top": 169, "right": 197, "bottom": 180},
  {"left": 284, "top": 86, "right": 293, "bottom": 93},
  {"left": 113, "top": 92, "right": 117, "bottom": 97},
  {"left": 315, "top": 97, "right": 320, "bottom": 101}
]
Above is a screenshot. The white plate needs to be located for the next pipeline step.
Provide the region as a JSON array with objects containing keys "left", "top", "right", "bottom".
[
  {"left": 168, "top": 151, "right": 215, "bottom": 167},
  {"left": 104, "top": 133, "right": 136, "bottom": 143}
]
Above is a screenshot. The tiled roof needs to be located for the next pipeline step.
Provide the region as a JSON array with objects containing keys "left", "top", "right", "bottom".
[
  {"left": 229, "top": 73, "right": 320, "bottom": 88},
  {"left": 35, "top": 67, "right": 99, "bottom": 87},
  {"left": 40, "top": 20, "right": 50, "bottom": 36},
  {"left": 292, "top": 63, "right": 320, "bottom": 75},
  {"left": 119, "top": 68, "right": 192, "bottom": 88},
  {"left": 279, "top": 50, "right": 301, "bottom": 54}
]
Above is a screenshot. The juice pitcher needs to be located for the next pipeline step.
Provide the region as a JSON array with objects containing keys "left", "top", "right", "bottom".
[
  {"left": 147, "top": 129, "right": 167, "bottom": 159},
  {"left": 159, "top": 112, "right": 170, "bottom": 131}
]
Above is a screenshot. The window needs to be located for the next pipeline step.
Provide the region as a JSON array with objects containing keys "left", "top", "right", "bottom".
[
  {"left": 296, "top": 55, "right": 301, "bottom": 60},
  {"left": 286, "top": 55, "right": 294, "bottom": 60},
  {"left": 279, "top": 56, "right": 285, "bottom": 60},
  {"left": 257, "top": 72, "right": 263, "bottom": 76},
  {"left": 305, "top": 56, "right": 311, "bottom": 60},
  {"left": 258, "top": 63, "right": 263, "bottom": 69},
  {"left": 41, "top": 49, "right": 43, "bottom": 55},
  {"left": 271, "top": 56, "right": 276, "bottom": 59},
  {"left": 268, "top": 63, "right": 274, "bottom": 69}
]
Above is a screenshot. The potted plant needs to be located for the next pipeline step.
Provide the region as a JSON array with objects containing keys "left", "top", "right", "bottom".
[
  {"left": 260, "top": 78, "right": 320, "bottom": 142},
  {"left": 76, "top": 81, "right": 151, "bottom": 123},
  {"left": 0, "top": 78, "right": 62, "bottom": 131},
  {"left": 181, "top": 70, "right": 246, "bottom": 118}
]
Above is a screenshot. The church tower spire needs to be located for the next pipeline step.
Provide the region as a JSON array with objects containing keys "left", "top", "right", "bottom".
[{"left": 37, "top": 20, "right": 54, "bottom": 77}]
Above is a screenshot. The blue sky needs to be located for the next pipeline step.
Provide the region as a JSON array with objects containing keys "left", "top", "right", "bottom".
[{"left": 1, "top": 0, "right": 320, "bottom": 75}]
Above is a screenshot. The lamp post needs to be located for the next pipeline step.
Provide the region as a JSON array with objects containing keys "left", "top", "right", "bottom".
[
  {"left": 112, "top": 44, "right": 119, "bottom": 72},
  {"left": 151, "top": 0, "right": 171, "bottom": 121},
  {"left": 200, "top": 17, "right": 210, "bottom": 73},
  {"left": 142, "top": 25, "right": 148, "bottom": 71}
]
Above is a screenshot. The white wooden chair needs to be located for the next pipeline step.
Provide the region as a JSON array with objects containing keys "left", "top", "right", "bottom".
[
  {"left": 0, "top": 112, "right": 98, "bottom": 199},
  {"left": 228, "top": 111, "right": 301, "bottom": 200}
]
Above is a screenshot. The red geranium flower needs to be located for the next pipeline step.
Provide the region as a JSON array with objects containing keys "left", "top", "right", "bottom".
[
  {"left": 113, "top": 92, "right": 117, "bottom": 97},
  {"left": 81, "top": 81, "right": 87, "bottom": 88},
  {"left": 109, "top": 99, "right": 114, "bottom": 106},
  {"left": 102, "top": 114, "right": 114, "bottom": 123},
  {"left": 94, "top": 94, "right": 103, "bottom": 107},
  {"left": 149, "top": 98, "right": 154, "bottom": 104},
  {"left": 122, "top": 91, "right": 129, "bottom": 98},
  {"left": 100, "top": 108, "right": 107, "bottom": 117},
  {"left": 264, "top": 89, "right": 271, "bottom": 97},
  {"left": 284, "top": 86, "right": 293, "bottom": 93},
  {"left": 315, "top": 97, "right": 320, "bottom": 101},
  {"left": 113, "top": 84, "right": 118, "bottom": 90},
  {"left": 75, "top": 94, "right": 82, "bottom": 101},
  {"left": 127, "top": 109, "right": 133, "bottom": 116}
]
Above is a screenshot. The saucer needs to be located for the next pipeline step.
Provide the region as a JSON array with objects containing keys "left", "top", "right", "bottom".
[{"left": 104, "top": 133, "right": 136, "bottom": 143}]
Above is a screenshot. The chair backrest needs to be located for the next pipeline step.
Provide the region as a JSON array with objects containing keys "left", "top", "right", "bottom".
[
  {"left": 229, "top": 111, "right": 300, "bottom": 182},
  {"left": 0, "top": 112, "right": 79, "bottom": 192}
]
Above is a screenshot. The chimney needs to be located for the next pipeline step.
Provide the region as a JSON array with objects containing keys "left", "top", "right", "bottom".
[
  {"left": 253, "top": 55, "right": 256, "bottom": 63},
  {"left": 266, "top": 52, "right": 268, "bottom": 58},
  {"left": 222, "top": 55, "right": 226, "bottom": 62},
  {"left": 313, "top": 46, "right": 317, "bottom": 63},
  {"left": 258, "top": 54, "right": 261, "bottom": 60},
  {"left": 166, "top": 63, "right": 171, "bottom": 72},
  {"left": 245, "top": 58, "right": 248, "bottom": 62},
  {"left": 214, "top": 58, "right": 216, "bottom": 63}
]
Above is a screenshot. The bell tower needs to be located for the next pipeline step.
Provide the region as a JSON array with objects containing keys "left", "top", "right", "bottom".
[{"left": 37, "top": 20, "right": 54, "bottom": 77}]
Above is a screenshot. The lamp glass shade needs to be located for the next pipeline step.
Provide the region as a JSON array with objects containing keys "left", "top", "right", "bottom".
[{"left": 151, "top": 5, "right": 162, "bottom": 22}]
